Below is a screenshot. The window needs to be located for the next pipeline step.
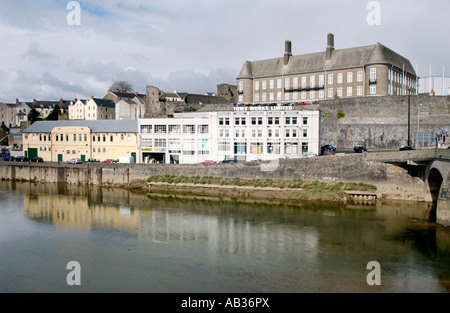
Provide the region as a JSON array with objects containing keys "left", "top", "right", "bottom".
[
  {"left": 275, "top": 117, "right": 280, "bottom": 125},
  {"left": 292, "top": 117, "right": 298, "bottom": 125},
  {"left": 337, "top": 87, "right": 343, "bottom": 98},
  {"left": 370, "top": 85, "right": 377, "bottom": 95},
  {"left": 277, "top": 79, "right": 282, "bottom": 89},
  {"left": 285, "top": 78, "right": 290, "bottom": 90},
  {"left": 79, "top": 134, "right": 82, "bottom": 142},
  {"left": 155, "top": 125, "right": 167, "bottom": 134},
  {"left": 319, "top": 89, "right": 325, "bottom": 99},
  {"left": 301, "top": 91, "right": 306, "bottom": 100},
  {"left": 302, "top": 143, "right": 309, "bottom": 153},
  {"left": 255, "top": 93, "right": 260, "bottom": 102},
  {"left": 303, "top": 117, "right": 308, "bottom": 125},
  {"left": 252, "top": 117, "right": 257, "bottom": 125},
  {"left": 301, "top": 77, "right": 307, "bottom": 89},
  {"left": 337, "top": 73, "right": 343, "bottom": 84},
  {"left": 269, "top": 92, "right": 274, "bottom": 101},
  {"left": 285, "top": 92, "right": 290, "bottom": 101},
  {"left": 103, "top": 135, "right": 106, "bottom": 142},
  {"left": 347, "top": 72, "right": 353, "bottom": 83},
  {"left": 347, "top": 87, "right": 353, "bottom": 97},
  {"left": 310, "top": 76, "right": 315, "bottom": 88},
  {"left": 121, "top": 134, "right": 124, "bottom": 141},
  {"left": 370, "top": 68, "right": 377, "bottom": 81},
  {"left": 198, "top": 125, "right": 209, "bottom": 134},
  {"left": 277, "top": 92, "right": 282, "bottom": 101},
  {"left": 141, "top": 138, "right": 153, "bottom": 147},
  {"left": 328, "top": 74, "right": 334, "bottom": 85},
  {"left": 262, "top": 80, "right": 267, "bottom": 90},
  {"left": 292, "top": 129, "right": 298, "bottom": 138},
  {"left": 155, "top": 139, "right": 166, "bottom": 148},
  {"left": 303, "top": 129, "right": 308, "bottom": 138},
  {"left": 286, "top": 117, "right": 291, "bottom": 125},
  {"left": 183, "top": 125, "right": 195, "bottom": 134},
  {"left": 239, "top": 81, "right": 244, "bottom": 92},
  {"left": 319, "top": 75, "right": 324, "bottom": 87},
  {"left": 328, "top": 88, "right": 334, "bottom": 98},
  {"left": 286, "top": 129, "right": 290, "bottom": 138},
  {"left": 357, "top": 71, "right": 363, "bottom": 82},
  {"left": 293, "top": 77, "right": 299, "bottom": 89},
  {"left": 258, "top": 118, "right": 263, "bottom": 125},
  {"left": 92, "top": 135, "right": 96, "bottom": 142},
  {"left": 357, "top": 86, "right": 363, "bottom": 96},
  {"left": 169, "top": 125, "right": 181, "bottom": 134},
  {"left": 310, "top": 90, "right": 315, "bottom": 99},
  {"left": 218, "top": 142, "right": 230, "bottom": 153},
  {"left": 262, "top": 93, "right": 267, "bottom": 102},
  {"left": 267, "top": 143, "right": 281, "bottom": 155},
  {"left": 293, "top": 92, "right": 298, "bottom": 100},
  {"left": 268, "top": 117, "right": 273, "bottom": 125},
  {"left": 255, "top": 81, "right": 259, "bottom": 91},
  {"left": 270, "top": 80, "right": 274, "bottom": 90},
  {"left": 234, "top": 143, "right": 247, "bottom": 155},
  {"left": 141, "top": 125, "right": 152, "bottom": 134},
  {"left": 250, "top": 143, "right": 263, "bottom": 155},
  {"left": 110, "top": 135, "right": 113, "bottom": 142}
]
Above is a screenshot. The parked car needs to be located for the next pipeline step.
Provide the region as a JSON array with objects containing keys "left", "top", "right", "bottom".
[
  {"left": 101, "top": 159, "right": 117, "bottom": 163},
  {"left": 30, "top": 157, "right": 44, "bottom": 163},
  {"left": 199, "top": 160, "right": 216, "bottom": 164},
  {"left": 321, "top": 145, "right": 336, "bottom": 155},
  {"left": 67, "top": 158, "right": 82, "bottom": 164},
  {"left": 399, "top": 146, "right": 415, "bottom": 151},
  {"left": 354, "top": 145, "right": 368, "bottom": 153},
  {"left": 2, "top": 156, "right": 15, "bottom": 161},
  {"left": 86, "top": 159, "right": 99, "bottom": 163},
  {"left": 297, "top": 102, "right": 308, "bottom": 106},
  {"left": 220, "top": 159, "right": 235, "bottom": 163},
  {"left": 14, "top": 156, "right": 29, "bottom": 162}
]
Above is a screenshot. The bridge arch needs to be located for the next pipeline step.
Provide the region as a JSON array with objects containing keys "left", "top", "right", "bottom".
[{"left": 426, "top": 160, "right": 450, "bottom": 226}]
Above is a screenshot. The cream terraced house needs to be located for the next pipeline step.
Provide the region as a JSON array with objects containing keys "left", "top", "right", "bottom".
[
  {"left": 23, "top": 120, "right": 138, "bottom": 162},
  {"left": 68, "top": 97, "right": 116, "bottom": 121},
  {"left": 138, "top": 107, "right": 320, "bottom": 164},
  {"left": 237, "top": 34, "right": 417, "bottom": 104}
]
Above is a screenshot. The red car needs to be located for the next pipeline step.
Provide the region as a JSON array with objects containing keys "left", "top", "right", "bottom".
[
  {"left": 199, "top": 160, "right": 216, "bottom": 164},
  {"left": 102, "top": 159, "right": 116, "bottom": 163}
]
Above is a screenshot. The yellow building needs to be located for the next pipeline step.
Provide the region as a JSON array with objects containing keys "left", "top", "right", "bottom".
[{"left": 23, "top": 120, "right": 138, "bottom": 162}]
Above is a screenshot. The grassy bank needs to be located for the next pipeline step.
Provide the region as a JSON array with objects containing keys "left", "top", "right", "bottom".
[{"left": 127, "top": 175, "right": 377, "bottom": 203}]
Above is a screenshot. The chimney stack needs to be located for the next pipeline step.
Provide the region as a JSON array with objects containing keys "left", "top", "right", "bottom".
[
  {"left": 284, "top": 40, "right": 292, "bottom": 65},
  {"left": 326, "top": 33, "right": 335, "bottom": 60}
]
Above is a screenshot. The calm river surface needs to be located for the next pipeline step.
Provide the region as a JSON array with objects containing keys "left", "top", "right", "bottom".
[{"left": 1, "top": 181, "right": 450, "bottom": 293}]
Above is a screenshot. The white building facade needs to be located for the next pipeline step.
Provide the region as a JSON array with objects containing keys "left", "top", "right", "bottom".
[{"left": 138, "top": 107, "right": 320, "bottom": 164}]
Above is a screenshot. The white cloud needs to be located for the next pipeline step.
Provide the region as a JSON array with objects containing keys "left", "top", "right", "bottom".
[{"left": 0, "top": 0, "right": 449, "bottom": 102}]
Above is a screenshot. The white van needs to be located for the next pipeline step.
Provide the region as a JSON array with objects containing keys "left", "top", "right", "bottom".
[{"left": 117, "top": 157, "right": 135, "bottom": 164}]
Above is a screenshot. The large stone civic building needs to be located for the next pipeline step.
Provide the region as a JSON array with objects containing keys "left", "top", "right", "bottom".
[{"left": 237, "top": 33, "right": 417, "bottom": 104}]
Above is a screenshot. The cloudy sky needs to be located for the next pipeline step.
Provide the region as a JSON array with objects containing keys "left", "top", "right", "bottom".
[{"left": 0, "top": 0, "right": 449, "bottom": 102}]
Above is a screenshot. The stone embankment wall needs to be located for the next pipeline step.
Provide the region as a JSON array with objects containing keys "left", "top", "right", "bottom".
[
  {"left": 319, "top": 95, "right": 450, "bottom": 149},
  {"left": 0, "top": 153, "right": 429, "bottom": 202}
]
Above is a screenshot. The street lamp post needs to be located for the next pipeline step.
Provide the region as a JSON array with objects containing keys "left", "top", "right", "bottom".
[{"left": 407, "top": 88, "right": 411, "bottom": 147}]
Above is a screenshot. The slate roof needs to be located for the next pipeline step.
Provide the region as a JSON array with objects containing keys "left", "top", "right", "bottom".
[
  {"left": 91, "top": 98, "right": 116, "bottom": 108},
  {"left": 23, "top": 120, "right": 138, "bottom": 133},
  {"left": 238, "top": 42, "right": 416, "bottom": 79}
]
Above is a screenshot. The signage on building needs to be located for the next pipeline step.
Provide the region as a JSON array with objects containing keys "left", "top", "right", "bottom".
[
  {"left": 141, "top": 147, "right": 166, "bottom": 153},
  {"left": 233, "top": 106, "right": 293, "bottom": 112}
]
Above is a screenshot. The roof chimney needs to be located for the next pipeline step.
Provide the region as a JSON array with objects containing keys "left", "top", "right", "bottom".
[
  {"left": 326, "top": 33, "right": 334, "bottom": 60},
  {"left": 284, "top": 40, "right": 292, "bottom": 65}
]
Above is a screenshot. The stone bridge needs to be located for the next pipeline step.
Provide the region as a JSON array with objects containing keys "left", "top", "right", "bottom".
[{"left": 364, "top": 149, "right": 450, "bottom": 226}]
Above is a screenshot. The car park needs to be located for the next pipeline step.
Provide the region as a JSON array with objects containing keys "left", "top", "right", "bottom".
[
  {"left": 354, "top": 146, "right": 368, "bottom": 153},
  {"left": 14, "top": 156, "right": 29, "bottom": 162},
  {"left": 30, "top": 157, "right": 44, "bottom": 163},
  {"left": 67, "top": 158, "right": 82, "bottom": 164},
  {"left": 2, "top": 156, "right": 15, "bottom": 161}
]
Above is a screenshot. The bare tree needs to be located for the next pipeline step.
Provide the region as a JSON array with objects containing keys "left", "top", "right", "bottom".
[{"left": 110, "top": 81, "right": 134, "bottom": 93}]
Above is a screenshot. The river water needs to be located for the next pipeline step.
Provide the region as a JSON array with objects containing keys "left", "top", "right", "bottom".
[{"left": 1, "top": 181, "right": 449, "bottom": 293}]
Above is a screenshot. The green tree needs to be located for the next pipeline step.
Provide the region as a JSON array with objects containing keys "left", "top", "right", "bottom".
[
  {"left": 46, "top": 105, "right": 60, "bottom": 121},
  {"left": 28, "top": 108, "right": 42, "bottom": 125},
  {"left": 110, "top": 81, "right": 134, "bottom": 93}
]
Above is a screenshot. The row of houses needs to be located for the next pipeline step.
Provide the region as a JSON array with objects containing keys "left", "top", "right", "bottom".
[{"left": 22, "top": 106, "right": 320, "bottom": 164}]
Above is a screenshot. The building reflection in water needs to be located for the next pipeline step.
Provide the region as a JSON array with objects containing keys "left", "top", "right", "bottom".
[{"left": 19, "top": 182, "right": 320, "bottom": 262}]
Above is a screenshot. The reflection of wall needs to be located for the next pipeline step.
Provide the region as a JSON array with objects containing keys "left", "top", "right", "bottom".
[{"left": 24, "top": 193, "right": 140, "bottom": 234}]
